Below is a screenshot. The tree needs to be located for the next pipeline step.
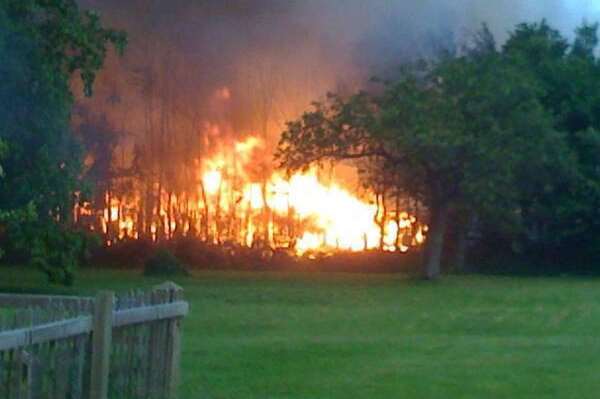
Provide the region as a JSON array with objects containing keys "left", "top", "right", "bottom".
[
  {"left": 277, "top": 25, "right": 564, "bottom": 279},
  {"left": 499, "top": 21, "right": 600, "bottom": 266},
  {"left": 0, "top": 1, "right": 125, "bottom": 284}
]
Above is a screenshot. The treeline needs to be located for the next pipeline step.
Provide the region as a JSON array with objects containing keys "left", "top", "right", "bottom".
[
  {"left": 2, "top": 3, "right": 599, "bottom": 284},
  {"left": 0, "top": 0, "right": 125, "bottom": 284},
  {"left": 69, "top": 0, "right": 333, "bottom": 250},
  {"left": 277, "top": 22, "right": 600, "bottom": 278},
  {"left": 67, "top": 1, "right": 373, "bottom": 254}
]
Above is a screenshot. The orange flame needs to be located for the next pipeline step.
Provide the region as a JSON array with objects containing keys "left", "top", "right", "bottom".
[{"left": 84, "top": 135, "right": 426, "bottom": 254}]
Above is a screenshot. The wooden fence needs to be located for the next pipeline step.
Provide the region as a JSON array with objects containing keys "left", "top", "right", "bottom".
[{"left": 0, "top": 281, "right": 188, "bottom": 399}]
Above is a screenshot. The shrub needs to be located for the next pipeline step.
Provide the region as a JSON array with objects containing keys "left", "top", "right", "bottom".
[
  {"left": 2, "top": 208, "right": 92, "bottom": 286},
  {"left": 30, "top": 227, "right": 93, "bottom": 286},
  {"left": 90, "top": 238, "right": 154, "bottom": 269},
  {"left": 171, "top": 237, "right": 228, "bottom": 269},
  {"left": 143, "top": 248, "right": 189, "bottom": 277}
]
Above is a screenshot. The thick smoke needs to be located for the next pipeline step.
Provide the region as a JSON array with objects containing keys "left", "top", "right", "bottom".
[
  {"left": 76, "top": 0, "right": 600, "bottom": 145},
  {"left": 64, "top": 0, "right": 600, "bottom": 245}
]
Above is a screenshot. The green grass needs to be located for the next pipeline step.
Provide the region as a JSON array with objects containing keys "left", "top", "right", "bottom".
[{"left": 2, "top": 266, "right": 600, "bottom": 398}]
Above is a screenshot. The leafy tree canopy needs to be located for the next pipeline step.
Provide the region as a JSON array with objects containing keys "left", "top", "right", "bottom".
[
  {"left": 0, "top": 0, "right": 125, "bottom": 284},
  {"left": 277, "top": 22, "right": 598, "bottom": 278}
]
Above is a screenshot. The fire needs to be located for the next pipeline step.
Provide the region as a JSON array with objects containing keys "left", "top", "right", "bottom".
[
  {"left": 244, "top": 184, "right": 264, "bottom": 210},
  {"left": 268, "top": 173, "right": 379, "bottom": 253},
  {"left": 80, "top": 135, "right": 426, "bottom": 254},
  {"left": 203, "top": 170, "right": 222, "bottom": 195}
]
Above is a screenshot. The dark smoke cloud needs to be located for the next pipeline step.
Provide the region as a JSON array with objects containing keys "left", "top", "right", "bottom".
[{"left": 77, "top": 0, "right": 600, "bottom": 142}]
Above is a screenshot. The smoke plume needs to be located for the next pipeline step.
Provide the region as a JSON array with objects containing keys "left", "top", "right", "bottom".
[{"left": 76, "top": 0, "right": 600, "bottom": 143}]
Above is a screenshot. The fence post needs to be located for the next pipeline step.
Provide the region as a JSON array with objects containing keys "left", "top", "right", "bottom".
[
  {"left": 23, "top": 350, "right": 41, "bottom": 399},
  {"left": 154, "top": 282, "right": 183, "bottom": 399},
  {"left": 90, "top": 291, "right": 114, "bottom": 399}
]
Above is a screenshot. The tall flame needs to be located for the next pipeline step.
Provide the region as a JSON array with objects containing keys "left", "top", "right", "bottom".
[{"left": 83, "top": 135, "right": 426, "bottom": 254}]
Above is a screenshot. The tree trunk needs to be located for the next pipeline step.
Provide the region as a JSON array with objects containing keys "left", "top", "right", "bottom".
[
  {"left": 423, "top": 202, "right": 450, "bottom": 279},
  {"left": 453, "top": 212, "right": 475, "bottom": 272},
  {"left": 395, "top": 195, "right": 402, "bottom": 250},
  {"left": 287, "top": 204, "right": 295, "bottom": 248},
  {"left": 376, "top": 190, "right": 387, "bottom": 251},
  {"left": 167, "top": 191, "right": 174, "bottom": 239},
  {"left": 106, "top": 189, "right": 112, "bottom": 242},
  {"left": 454, "top": 227, "right": 467, "bottom": 272},
  {"left": 199, "top": 181, "right": 209, "bottom": 241},
  {"left": 117, "top": 196, "right": 122, "bottom": 239},
  {"left": 144, "top": 181, "right": 153, "bottom": 239},
  {"left": 157, "top": 178, "right": 163, "bottom": 242},
  {"left": 261, "top": 180, "right": 272, "bottom": 246},
  {"left": 215, "top": 179, "right": 223, "bottom": 244}
]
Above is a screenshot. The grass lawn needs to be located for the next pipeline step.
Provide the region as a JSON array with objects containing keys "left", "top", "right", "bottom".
[{"left": 2, "top": 267, "right": 600, "bottom": 398}]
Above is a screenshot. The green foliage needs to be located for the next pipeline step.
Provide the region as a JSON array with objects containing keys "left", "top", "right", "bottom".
[
  {"left": 30, "top": 227, "right": 82, "bottom": 287},
  {"left": 143, "top": 249, "right": 189, "bottom": 277},
  {"left": 1, "top": 208, "right": 100, "bottom": 285},
  {"left": 0, "top": 1, "right": 125, "bottom": 284},
  {"left": 2, "top": 0, "right": 127, "bottom": 96},
  {"left": 0, "top": 139, "right": 6, "bottom": 178},
  {"left": 0, "top": 138, "right": 10, "bottom": 259},
  {"left": 278, "top": 21, "right": 600, "bottom": 275},
  {"left": 500, "top": 20, "right": 600, "bottom": 259}
]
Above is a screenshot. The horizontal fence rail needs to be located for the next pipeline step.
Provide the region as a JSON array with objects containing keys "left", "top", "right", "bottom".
[
  {"left": 0, "top": 293, "right": 94, "bottom": 310},
  {"left": 0, "top": 281, "right": 188, "bottom": 399}
]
